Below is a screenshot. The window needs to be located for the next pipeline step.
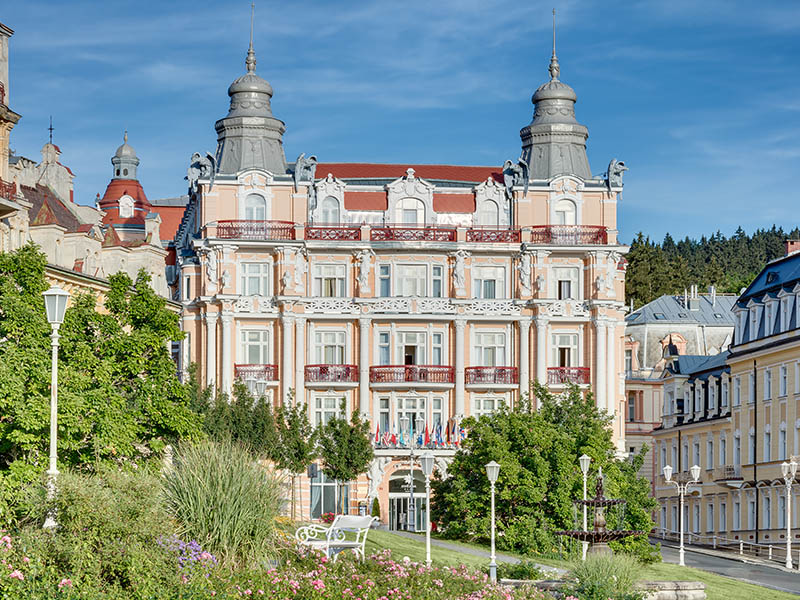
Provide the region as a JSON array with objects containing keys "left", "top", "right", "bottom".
[
  {"left": 734, "top": 434, "right": 741, "bottom": 465},
  {"left": 749, "top": 429, "right": 756, "bottom": 464},
  {"left": 184, "top": 275, "right": 192, "bottom": 300},
  {"left": 379, "top": 398, "right": 390, "bottom": 434},
  {"left": 722, "top": 377, "right": 729, "bottom": 407},
  {"left": 661, "top": 506, "right": 667, "bottom": 529},
  {"left": 478, "top": 200, "right": 500, "bottom": 227},
  {"left": 706, "top": 440, "right": 714, "bottom": 469},
  {"left": 780, "top": 426, "right": 787, "bottom": 461},
  {"left": 554, "top": 267, "right": 579, "bottom": 300},
  {"left": 779, "top": 494, "right": 787, "bottom": 528},
  {"left": 693, "top": 504, "right": 700, "bottom": 533},
  {"left": 313, "top": 264, "right": 346, "bottom": 297},
  {"left": 709, "top": 382, "right": 717, "bottom": 410},
  {"left": 320, "top": 196, "right": 340, "bottom": 224},
  {"left": 720, "top": 437, "right": 727, "bottom": 465},
  {"left": 244, "top": 193, "right": 266, "bottom": 220},
  {"left": 395, "top": 264, "right": 427, "bottom": 297},
  {"left": 474, "top": 332, "right": 506, "bottom": 367},
  {"left": 748, "top": 499, "right": 756, "bottom": 530},
  {"left": 473, "top": 396, "right": 503, "bottom": 417},
  {"left": 706, "top": 504, "right": 714, "bottom": 532},
  {"left": 554, "top": 199, "right": 576, "bottom": 225},
  {"left": 693, "top": 442, "right": 700, "bottom": 467},
  {"left": 432, "top": 333, "right": 444, "bottom": 366},
  {"left": 552, "top": 333, "right": 578, "bottom": 368},
  {"left": 720, "top": 503, "right": 727, "bottom": 531},
  {"left": 671, "top": 444, "right": 678, "bottom": 469},
  {"left": 734, "top": 376, "right": 741, "bottom": 406},
  {"left": 315, "top": 330, "right": 345, "bottom": 364},
  {"left": 240, "top": 262, "right": 271, "bottom": 296},
  {"left": 764, "top": 496, "right": 772, "bottom": 529},
  {"left": 682, "top": 444, "right": 689, "bottom": 471},
  {"left": 432, "top": 266, "right": 444, "bottom": 298},
  {"left": 796, "top": 363, "right": 800, "bottom": 394},
  {"left": 627, "top": 393, "right": 636, "bottom": 422},
  {"left": 750, "top": 308, "right": 759, "bottom": 341},
  {"left": 378, "top": 332, "right": 390, "bottom": 365},
  {"left": 473, "top": 266, "right": 505, "bottom": 299},
  {"left": 241, "top": 330, "right": 270, "bottom": 364},
  {"left": 749, "top": 373, "right": 755, "bottom": 404},
  {"left": 310, "top": 471, "right": 347, "bottom": 519},
  {"left": 765, "top": 369, "right": 772, "bottom": 400},
  {"left": 694, "top": 385, "right": 702, "bottom": 412},
  {"left": 396, "top": 397, "right": 426, "bottom": 431},
  {"left": 672, "top": 505, "right": 678, "bottom": 532},
  {"left": 397, "top": 331, "right": 426, "bottom": 366},
  {"left": 733, "top": 501, "right": 741, "bottom": 530},
  {"left": 431, "top": 398, "right": 444, "bottom": 430},
  {"left": 764, "top": 428, "right": 771, "bottom": 462},
  {"left": 625, "top": 349, "right": 632, "bottom": 376},
  {"left": 660, "top": 445, "right": 667, "bottom": 470},
  {"left": 313, "top": 396, "right": 340, "bottom": 426},
  {"left": 398, "top": 197, "right": 424, "bottom": 224},
  {"left": 119, "top": 195, "right": 134, "bottom": 219},
  {"left": 379, "top": 265, "right": 391, "bottom": 297},
  {"left": 782, "top": 298, "right": 790, "bottom": 332},
  {"left": 780, "top": 365, "right": 788, "bottom": 396}
]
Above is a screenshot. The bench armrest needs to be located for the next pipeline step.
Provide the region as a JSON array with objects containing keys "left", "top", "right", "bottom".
[{"left": 295, "top": 524, "right": 330, "bottom": 543}]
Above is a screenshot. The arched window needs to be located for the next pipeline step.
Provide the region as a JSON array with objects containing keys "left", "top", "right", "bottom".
[
  {"left": 244, "top": 194, "right": 266, "bottom": 220},
  {"left": 554, "top": 199, "right": 576, "bottom": 225},
  {"left": 478, "top": 200, "right": 499, "bottom": 227},
  {"left": 119, "top": 195, "right": 134, "bottom": 219},
  {"left": 320, "top": 196, "right": 340, "bottom": 224},
  {"left": 397, "top": 197, "right": 424, "bottom": 225}
]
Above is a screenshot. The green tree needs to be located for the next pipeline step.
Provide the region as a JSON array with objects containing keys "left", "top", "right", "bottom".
[
  {"left": 431, "top": 383, "right": 659, "bottom": 562},
  {"left": 318, "top": 401, "right": 374, "bottom": 514},
  {"left": 0, "top": 245, "right": 202, "bottom": 521},
  {"left": 275, "top": 394, "right": 317, "bottom": 520}
]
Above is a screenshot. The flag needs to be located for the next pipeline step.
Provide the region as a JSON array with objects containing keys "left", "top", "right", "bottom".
[
  {"left": 460, "top": 426, "right": 466, "bottom": 442},
  {"left": 453, "top": 421, "right": 459, "bottom": 447},
  {"left": 375, "top": 424, "right": 380, "bottom": 444},
  {"left": 382, "top": 430, "right": 391, "bottom": 446},
  {"left": 424, "top": 425, "right": 430, "bottom": 447},
  {"left": 445, "top": 419, "right": 451, "bottom": 444},
  {"left": 435, "top": 423, "right": 443, "bottom": 446},
  {"left": 391, "top": 429, "right": 397, "bottom": 445}
]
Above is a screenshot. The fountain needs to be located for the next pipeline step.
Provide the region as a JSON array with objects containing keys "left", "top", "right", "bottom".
[{"left": 556, "top": 468, "right": 645, "bottom": 556}]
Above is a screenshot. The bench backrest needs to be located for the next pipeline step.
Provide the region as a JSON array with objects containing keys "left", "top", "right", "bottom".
[{"left": 327, "top": 515, "right": 377, "bottom": 548}]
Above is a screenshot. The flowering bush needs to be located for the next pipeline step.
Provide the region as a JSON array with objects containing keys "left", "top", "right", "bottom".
[{"left": 320, "top": 511, "right": 336, "bottom": 524}]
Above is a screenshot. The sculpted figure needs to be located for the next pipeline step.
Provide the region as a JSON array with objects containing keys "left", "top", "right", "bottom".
[
  {"left": 453, "top": 251, "right": 468, "bottom": 292},
  {"left": 606, "top": 159, "right": 628, "bottom": 189},
  {"left": 280, "top": 270, "right": 291, "bottom": 293},
  {"left": 293, "top": 153, "right": 318, "bottom": 190},
  {"left": 221, "top": 269, "right": 231, "bottom": 290},
  {"left": 535, "top": 274, "right": 545, "bottom": 292},
  {"left": 517, "top": 253, "right": 532, "bottom": 294},
  {"left": 502, "top": 156, "right": 530, "bottom": 200},
  {"left": 205, "top": 251, "right": 218, "bottom": 285},
  {"left": 356, "top": 250, "right": 373, "bottom": 292},
  {"left": 186, "top": 152, "right": 216, "bottom": 193},
  {"left": 294, "top": 249, "right": 307, "bottom": 289}
]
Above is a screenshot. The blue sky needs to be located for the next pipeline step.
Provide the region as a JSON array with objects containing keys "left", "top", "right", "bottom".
[{"left": 4, "top": 1, "right": 800, "bottom": 244}]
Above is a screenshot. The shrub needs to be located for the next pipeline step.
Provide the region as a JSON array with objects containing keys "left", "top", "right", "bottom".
[
  {"left": 371, "top": 497, "right": 381, "bottom": 518},
  {"left": 494, "top": 559, "right": 545, "bottom": 581},
  {"left": 162, "top": 438, "right": 284, "bottom": 567},
  {"left": 563, "top": 554, "right": 645, "bottom": 600},
  {"left": 321, "top": 511, "right": 336, "bottom": 524}
]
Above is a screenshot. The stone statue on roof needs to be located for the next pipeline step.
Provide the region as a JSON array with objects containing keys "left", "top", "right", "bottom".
[
  {"left": 502, "top": 156, "right": 529, "bottom": 200},
  {"left": 606, "top": 159, "right": 628, "bottom": 189},
  {"left": 293, "top": 153, "right": 318, "bottom": 189},
  {"left": 186, "top": 152, "right": 216, "bottom": 193}
]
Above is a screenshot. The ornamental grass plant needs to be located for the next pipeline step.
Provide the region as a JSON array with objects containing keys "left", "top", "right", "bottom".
[
  {"left": 563, "top": 554, "right": 645, "bottom": 600},
  {"left": 162, "top": 438, "right": 284, "bottom": 567}
]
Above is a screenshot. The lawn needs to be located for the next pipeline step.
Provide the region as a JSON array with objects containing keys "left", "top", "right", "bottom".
[{"left": 365, "top": 529, "right": 799, "bottom": 600}]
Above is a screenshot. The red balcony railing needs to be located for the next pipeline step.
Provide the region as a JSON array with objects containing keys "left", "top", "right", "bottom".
[
  {"left": 0, "top": 180, "right": 16, "bottom": 200},
  {"left": 234, "top": 364, "right": 278, "bottom": 381},
  {"left": 529, "top": 225, "right": 607, "bottom": 245},
  {"left": 547, "top": 366, "right": 591, "bottom": 385},
  {"left": 465, "top": 366, "right": 519, "bottom": 385},
  {"left": 369, "top": 365, "right": 455, "bottom": 384},
  {"left": 305, "top": 364, "right": 359, "bottom": 383},
  {"left": 216, "top": 220, "right": 296, "bottom": 241},
  {"left": 305, "top": 225, "right": 361, "bottom": 241},
  {"left": 466, "top": 228, "right": 521, "bottom": 243},
  {"left": 371, "top": 224, "right": 456, "bottom": 242}
]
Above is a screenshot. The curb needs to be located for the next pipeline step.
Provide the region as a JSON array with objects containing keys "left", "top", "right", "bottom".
[{"left": 656, "top": 539, "right": 799, "bottom": 573}]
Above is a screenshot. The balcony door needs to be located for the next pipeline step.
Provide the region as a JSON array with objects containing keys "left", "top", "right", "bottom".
[
  {"left": 397, "top": 332, "right": 426, "bottom": 366},
  {"left": 551, "top": 333, "right": 578, "bottom": 368},
  {"left": 397, "top": 197, "right": 425, "bottom": 225},
  {"left": 244, "top": 193, "right": 266, "bottom": 220},
  {"left": 316, "top": 331, "right": 346, "bottom": 364},
  {"left": 474, "top": 332, "right": 506, "bottom": 366}
]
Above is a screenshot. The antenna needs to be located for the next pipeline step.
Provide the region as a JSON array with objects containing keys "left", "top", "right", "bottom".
[
  {"left": 48, "top": 116, "right": 54, "bottom": 144},
  {"left": 245, "top": 2, "right": 257, "bottom": 72},
  {"left": 552, "top": 8, "right": 556, "bottom": 57},
  {"left": 548, "top": 8, "right": 560, "bottom": 81},
  {"left": 249, "top": 2, "right": 255, "bottom": 50}
]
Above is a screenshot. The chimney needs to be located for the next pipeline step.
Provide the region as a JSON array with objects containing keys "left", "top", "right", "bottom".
[
  {"left": 689, "top": 284, "right": 700, "bottom": 310},
  {"left": 144, "top": 213, "right": 162, "bottom": 248},
  {"left": 786, "top": 240, "right": 800, "bottom": 256},
  {"left": 709, "top": 285, "right": 716, "bottom": 307}
]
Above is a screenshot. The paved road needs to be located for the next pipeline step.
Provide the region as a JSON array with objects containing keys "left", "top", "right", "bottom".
[{"left": 660, "top": 544, "right": 800, "bottom": 595}]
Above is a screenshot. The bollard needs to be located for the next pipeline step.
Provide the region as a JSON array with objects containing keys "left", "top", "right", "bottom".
[
  {"left": 713, "top": 535, "right": 717, "bottom": 549},
  {"left": 769, "top": 545, "right": 773, "bottom": 560},
  {"left": 739, "top": 540, "right": 744, "bottom": 555}
]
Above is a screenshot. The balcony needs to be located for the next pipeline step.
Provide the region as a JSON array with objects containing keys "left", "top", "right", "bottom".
[
  {"left": 529, "top": 225, "right": 608, "bottom": 245},
  {"left": 305, "top": 225, "right": 361, "bottom": 241},
  {"left": 465, "top": 366, "right": 519, "bottom": 388},
  {"left": 371, "top": 224, "right": 456, "bottom": 242},
  {"left": 370, "top": 365, "right": 455, "bottom": 388},
  {"left": 547, "top": 366, "right": 591, "bottom": 385},
  {"left": 713, "top": 464, "right": 744, "bottom": 488},
  {"left": 234, "top": 364, "right": 279, "bottom": 382},
  {"left": 0, "top": 180, "right": 16, "bottom": 200},
  {"left": 216, "top": 220, "right": 296, "bottom": 241},
  {"left": 466, "top": 228, "right": 521, "bottom": 243},
  {"left": 305, "top": 364, "right": 359, "bottom": 387}
]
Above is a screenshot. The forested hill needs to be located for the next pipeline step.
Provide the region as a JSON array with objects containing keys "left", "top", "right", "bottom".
[{"left": 624, "top": 226, "right": 800, "bottom": 310}]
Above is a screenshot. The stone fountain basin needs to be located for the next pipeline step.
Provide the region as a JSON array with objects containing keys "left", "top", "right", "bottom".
[
  {"left": 502, "top": 578, "right": 707, "bottom": 599},
  {"left": 554, "top": 529, "right": 646, "bottom": 542}
]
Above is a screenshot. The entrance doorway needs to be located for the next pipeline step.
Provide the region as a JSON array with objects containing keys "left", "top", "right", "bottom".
[{"left": 388, "top": 469, "right": 427, "bottom": 531}]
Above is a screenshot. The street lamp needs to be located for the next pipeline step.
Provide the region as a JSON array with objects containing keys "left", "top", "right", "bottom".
[
  {"left": 781, "top": 459, "right": 798, "bottom": 569},
  {"left": 579, "top": 454, "right": 591, "bottom": 561},
  {"left": 420, "top": 451, "right": 435, "bottom": 568},
  {"left": 42, "top": 285, "right": 70, "bottom": 530},
  {"left": 485, "top": 460, "right": 500, "bottom": 583},
  {"left": 663, "top": 463, "right": 701, "bottom": 567},
  {"left": 400, "top": 414, "right": 426, "bottom": 532}
]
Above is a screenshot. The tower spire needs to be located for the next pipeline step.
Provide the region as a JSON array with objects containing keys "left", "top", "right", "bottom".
[
  {"left": 48, "top": 116, "right": 54, "bottom": 144},
  {"left": 549, "top": 8, "right": 560, "bottom": 81},
  {"left": 246, "top": 2, "right": 256, "bottom": 73}
]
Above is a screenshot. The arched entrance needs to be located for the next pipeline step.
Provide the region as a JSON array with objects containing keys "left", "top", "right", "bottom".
[{"left": 388, "top": 469, "right": 428, "bottom": 531}]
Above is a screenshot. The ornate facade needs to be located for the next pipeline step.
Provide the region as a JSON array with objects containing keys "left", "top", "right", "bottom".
[{"left": 175, "top": 37, "right": 630, "bottom": 525}]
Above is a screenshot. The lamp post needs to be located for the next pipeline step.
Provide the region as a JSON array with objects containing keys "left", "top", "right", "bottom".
[
  {"left": 485, "top": 460, "right": 500, "bottom": 583},
  {"left": 400, "top": 414, "right": 425, "bottom": 532},
  {"left": 579, "top": 454, "right": 591, "bottom": 561},
  {"left": 663, "top": 463, "right": 701, "bottom": 567},
  {"left": 420, "top": 451, "right": 435, "bottom": 568},
  {"left": 42, "top": 285, "right": 70, "bottom": 530},
  {"left": 781, "top": 459, "right": 798, "bottom": 569}
]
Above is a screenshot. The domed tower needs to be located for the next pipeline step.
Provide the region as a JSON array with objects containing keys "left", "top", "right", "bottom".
[
  {"left": 214, "top": 26, "right": 287, "bottom": 176},
  {"left": 519, "top": 30, "right": 591, "bottom": 181},
  {"left": 99, "top": 132, "right": 151, "bottom": 230},
  {"left": 111, "top": 131, "right": 140, "bottom": 180}
]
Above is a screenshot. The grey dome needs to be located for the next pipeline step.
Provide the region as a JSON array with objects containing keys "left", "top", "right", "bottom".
[
  {"left": 111, "top": 131, "right": 140, "bottom": 180},
  {"left": 114, "top": 132, "right": 137, "bottom": 159}
]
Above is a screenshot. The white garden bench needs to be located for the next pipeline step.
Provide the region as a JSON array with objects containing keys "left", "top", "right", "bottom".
[{"left": 295, "top": 515, "right": 377, "bottom": 561}]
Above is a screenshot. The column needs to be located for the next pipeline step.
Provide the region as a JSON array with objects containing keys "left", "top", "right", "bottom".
[
  {"left": 281, "top": 312, "right": 295, "bottom": 402},
  {"left": 455, "top": 319, "right": 466, "bottom": 418},
  {"left": 295, "top": 317, "right": 306, "bottom": 406},
  {"left": 534, "top": 317, "right": 548, "bottom": 385},
  {"left": 607, "top": 319, "right": 617, "bottom": 417},
  {"left": 359, "top": 317, "right": 371, "bottom": 419},
  {"left": 595, "top": 319, "right": 607, "bottom": 414},
  {"left": 205, "top": 312, "right": 218, "bottom": 389},
  {"left": 220, "top": 311, "right": 233, "bottom": 396},
  {"left": 518, "top": 318, "right": 532, "bottom": 400}
]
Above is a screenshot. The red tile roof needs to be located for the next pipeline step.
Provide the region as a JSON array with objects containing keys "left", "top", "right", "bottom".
[
  {"left": 433, "top": 193, "right": 474, "bottom": 213},
  {"left": 24, "top": 184, "right": 81, "bottom": 232},
  {"left": 343, "top": 191, "right": 387, "bottom": 211},
  {"left": 151, "top": 206, "right": 185, "bottom": 242},
  {"left": 318, "top": 163, "right": 503, "bottom": 183},
  {"left": 99, "top": 179, "right": 150, "bottom": 208}
]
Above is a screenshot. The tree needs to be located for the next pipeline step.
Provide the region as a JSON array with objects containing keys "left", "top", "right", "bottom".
[
  {"left": 0, "top": 245, "right": 202, "bottom": 521},
  {"left": 431, "top": 384, "right": 659, "bottom": 562},
  {"left": 275, "top": 394, "right": 317, "bottom": 520},
  {"left": 318, "top": 401, "right": 374, "bottom": 514}
]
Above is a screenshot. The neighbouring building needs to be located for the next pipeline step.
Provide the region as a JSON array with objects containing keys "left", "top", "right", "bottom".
[
  {"left": 175, "top": 34, "right": 631, "bottom": 527},
  {"left": 625, "top": 287, "right": 736, "bottom": 482},
  {"left": 0, "top": 21, "right": 23, "bottom": 247},
  {"left": 653, "top": 242, "right": 800, "bottom": 551}
]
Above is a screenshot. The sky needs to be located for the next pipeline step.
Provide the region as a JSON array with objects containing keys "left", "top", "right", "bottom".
[{"left": 3, "top": 1, "right": 800, "bottom": 244}]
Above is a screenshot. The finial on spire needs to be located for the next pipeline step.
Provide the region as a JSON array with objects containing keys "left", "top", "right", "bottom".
[
  {"left": 48, "top": 116, "right": 54, "bottom": 144},
  {"left": 549, "top": 8, "right": 560, "bottom": 81},
  {"left": 245, "top": 2, "right": 257, "bottom": 73},
  {"left": 124, "top": 130, "right": 128, "bottom": 143}
]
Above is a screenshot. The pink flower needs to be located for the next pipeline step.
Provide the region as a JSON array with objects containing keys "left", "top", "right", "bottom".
[
  {"left": 8, "top": 569, "right": 24, "bottom": 581},
  {"left": 22, "top": 557, "right": 29, "bottom": 563},
  {"left": 58, "top": 578, "right": 72, "bottom": 589},
  {"left": 311, "top": 579, "right": 325, "bottom": 591},
  {"left": 244, "top": 589, "right": 252, "bottom": 596}
]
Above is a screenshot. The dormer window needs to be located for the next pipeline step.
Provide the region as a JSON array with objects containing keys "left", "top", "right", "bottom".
[
  {"left": 119, "top": 195, "right": 134, "bottom": 219},
  {"left": 320, "top": 196, "right": 340, "bottom": 224},
  {"left": 554, "top": 199, "right": 576, "bottom": 225},
  {"left": 767, "top": 271, "right": 779, "bottom": 284},
  {"left": 244, "top": 194, "right": 266, "bottom": 220}
]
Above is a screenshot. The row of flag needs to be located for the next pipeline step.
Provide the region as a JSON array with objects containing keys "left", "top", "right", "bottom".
[{"left": 373, "top": 418, "right": 466, "bottom": 447}]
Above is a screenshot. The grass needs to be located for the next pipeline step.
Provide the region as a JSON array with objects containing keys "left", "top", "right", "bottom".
[{"left": 364, "top": 529, "right": 799, "bottom": 600}]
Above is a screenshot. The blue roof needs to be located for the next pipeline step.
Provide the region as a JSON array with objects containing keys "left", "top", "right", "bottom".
[
  {"left": 626, "top": 294, "right": 737, "bottom": 325},
  {"left": 739, "top": 251, "right": 800, "bottom": 306},
  {"left": 666, "top": 351, "right": 730, "bottom": 378}
]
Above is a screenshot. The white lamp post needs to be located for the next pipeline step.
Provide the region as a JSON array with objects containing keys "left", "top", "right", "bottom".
[
  {"left": 42, "top": 285, "right": 70, "bottom": 530},
  {"left": 420, "top": 451, "right": 435, "bottom": 568},
  {"left": 485, "top": 460, "right": 500, "bottom": 583},
  {"left": 579, "top": 454, "right": 591, "bottom": 561},
  {"left": 663, "top": 463, "right": 701, "bottom": 567},
  {"left": 400, "top": 414, "right": 426, "bottom": 532},
  {"left": 781, "top": 459, "right": 798, "bottom": 569}
]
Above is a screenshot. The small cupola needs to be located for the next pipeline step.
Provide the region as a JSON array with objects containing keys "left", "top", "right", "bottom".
[{"left": 111, "top": 131, "right": 140, "bottom": 180}]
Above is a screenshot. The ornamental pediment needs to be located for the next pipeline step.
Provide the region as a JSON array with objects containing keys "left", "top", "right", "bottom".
[
  {"left": 549, "top": 175, "right": 584, "bottom": 196},
  {"left": 237, "top": 170, "right": 273, "bottom": 189},
  {"left": 386, "top": 168, "right": 435, "bottom": 201},
  {"left": 314, "top": 173, "right": 346, "bottom": 201}
]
